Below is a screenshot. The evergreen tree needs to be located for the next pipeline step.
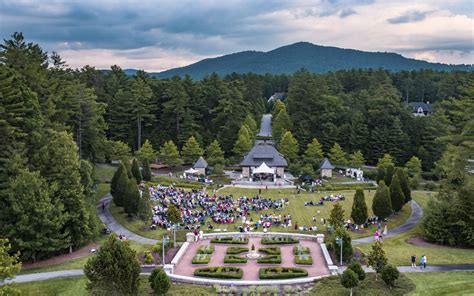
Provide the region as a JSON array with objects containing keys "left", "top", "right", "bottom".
[
  {"left": 111, "top": 162, "right": 127, "bottom": 199},
  {"left": 130, "top": 75, "right": 154, "bottom": 150},
  {"left": 332, "top": 227, "right": 353, "bottom": 262},
  {"left": 137, "top": 186, "right": 152, "bottom": 225},
  {"left": 349, "top": 150, "right": 365, "bottom": 168},
  {"left": 167, "top": 204, "right": 182, "bottom": 225},
  {"left": 348, "top": 261, "right": 366, "bottom": 281},
  {"left": 405, "top": 156, "right": 422, "bottom": 189},
  {"left": 159, "top": 140, "right": 181, "bottom": 167},
  {"left": 136, "top": 139, "right": 157, "bottom": 164},
  {"left": 384, "top": 164, "right": 395, "bottom": 187},
  {"left": 272, "top": 108, "right": 292, "bottom": 142},
  {"left": 84, "top": 234, "right": 141, "bottom": 295},
  {"left": 149, "top": 268, "right": 171, "bottom": 295},
  {"left": 341, "top": 269, "right": 358, "bottom": 296},
  {"left": 351, "top": 189, "right": 368, "bottom": 225},
  {"left": 243, "top": 113, "right": 258, "bottom": 139},
  {"left": 124, "top": 177, "right": 140, "bottom": 216},
  {"left": 108, "top": 140, "right": 132, "bottom": 161},
  {"left": 304, "top": 138, "right": 324, "bottom": 168},
  {"left": 233, "top": 124, "right": 252, "bottom": 159},
  {"left": 368, "top": 241, "right": 388, "bottom": 281},
  {"left": 377, "top": 154, "right": 394, "bottom": 168},
  {"left": 142, "top": 159, "right": 152, "bottom": 182},
  {"left": 272, "top": 100, "right": 286, "bottom": 118},
  {"left": 329, "top": 203, "right": 345, "bottom": 228},
  {"left": 329, "top": 143, "right": 346, "bottom": 166},
  {"left": 114, "top": 164, "right": 130, "bottom": 207},
  {"left": 206, "top": 140, "right": 225, "bottom": 167},
  {"left": 395, "top": 168, "right": 411, "bottom": 203},
  {"left": 0, "top": 238, "right": 21, "bottom": 296},
  {"left": 389, "top": 173, "right": 405, "bottom": 212},
  {"left": 131, "top": 158, "right": 142, "bottom": 184},
  {"left": 181, "top": 136, "right": 204, "bottom": 164},
  {"left": 278, "top": 131, "right": 299, "bottom": 164},
  {"left": 381, "top": 265, "right": 399, "bottom": 289},
  {"left": 372, "top": 181, "right": 392, "bottom": 219}
]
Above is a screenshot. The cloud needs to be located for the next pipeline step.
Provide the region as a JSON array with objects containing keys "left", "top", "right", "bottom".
[{"left": 387, "top": 10, "right": 431, "bottom": 24}]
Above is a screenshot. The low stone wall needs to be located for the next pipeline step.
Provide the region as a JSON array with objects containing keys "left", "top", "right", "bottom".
[{"left": 171, "top": 242, "right": 190, "bottom": 265}]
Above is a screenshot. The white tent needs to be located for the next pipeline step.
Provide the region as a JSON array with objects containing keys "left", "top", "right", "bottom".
[
  {"left": 252, "top": 162, "right": 274, "bottom": 174},
  {"left": 184, "top": 168, "right": 199, "bottom": 175}
]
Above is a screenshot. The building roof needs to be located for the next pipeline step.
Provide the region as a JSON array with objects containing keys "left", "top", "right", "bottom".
[
  {"left": 194, "top": 156, "right": 208, "bottom": 168},
  {"left": 252, "top": 162, "right": 274, "bottom": 174},
  {"left": 319, "top": 158, "right": 335, "bottom": 170},
  {"left": 239, "top": 142, "right": 288, "bottom": 167},
  {"left": 408, "top": 102, "right": 433, "bottom": 112},
  {"left": 267, "top": 92, "right": 286, "bottom": 102}
]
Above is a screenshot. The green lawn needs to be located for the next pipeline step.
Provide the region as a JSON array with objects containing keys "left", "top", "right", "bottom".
[
  {"left": 357, "top": 191, "right": 474, "bottom": 265},
  {"left": 94, "top": 164, "right": 117, "bottom": 183},
  {"left": 94, "top": 183, "right": 110, "bottom": 202},
  {"left": 406, "top": 271, "right": 474, "bottom": 295},
  {"left": 15, "top": 276, "right": 214, "bottom": 296}
]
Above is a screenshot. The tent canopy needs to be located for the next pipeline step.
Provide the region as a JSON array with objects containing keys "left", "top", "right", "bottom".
[
  {"left": 184, "top": 168, "right": 199, "bottom": 174},
  {"left": 252, "top": 162, "right": 274, "bottom": 174}
]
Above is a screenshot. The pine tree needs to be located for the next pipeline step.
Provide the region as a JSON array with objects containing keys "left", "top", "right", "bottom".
[
  {"left": 405, "top": 156, "right": 422, "bottom": 189},
  {"left": 149, "top": 268, "right": 171, "bottom": 295},
  {"left": 389, "top": 173, "right": 405, "bottom": 212},
  {"left": 351, "top": 189, "right": 368, "bottom": 225},
  {"left": 131, "top": 75, "right": 154, "bottom": 150},
  {"left": 341, "top": 269, "right": 358, "bottom": 296},
  {"left": 279, "top": 131, "right": 299, "bottom": 164},
  {"left": 167, "top": 204, "right": 182, "bottom": 225},
  {"left": 136, "top": 139, "right": 157, "bottom": 164},
  {"left": 114, "top": 164, "right": 129, "bottom": 207},
  {"left": 84, "top": 234, "right": 141, "bottom": 295},
  {"left": 108, "top": 140, "right": 132, "bottom": 161},
  {"left": 142, "top": 159, "right": 152, "bottom": 182},
  {"left": 395, "top": 168, "right": 411, "bottom": 203},
  {"left": 206, "top": 140, "right": 225, "bottom": 167},
  {"left": 329, "top": 203, "right": 345, "bottom": 228},
  {"left": 0, "top": 238, "right": 21, "bottom": 295},
  {"left": 243, "top": 113, "right": 258, "bottom": 138},
  {"left": 272, "top": 100, "right": 286, "bottom": 118},
  {"left": 368, "top": 241, "right": 388, "bottom": 281},
  {"left": 304, "top": 138, "right": 324, "bottom": 168},
  {"left": 233, "top": 124, "right": 252, "bottom": 159},
  {"left": 159, "top": 140, "right": 181, "bottom": 167},
  {"left": 349, "top": 150, "right": 365, "bottom": 168},
  {"left": 111, "top": 162, "right": 126, "bottom": 199},
  {"left": 384, "top": 164, "right": 395, "bottom": 187},
  {"left": 272, "top": 108, "right": 292, "bottom": 142},
  {"left": 332, "top": 227, "right": 353, "bottom": 262},
  {"left": 381, "top": 265, "right": 399, "bottom": 289},
  {"left": 131, "top": 158, "right": 142, "bottom": 184},
  {"left": 329, "top": 143, "right": 346, "bottom": 166},
  {"left": 181, "top": 136, "right": 204, "bottom": 164},
  {"left": 124, "top": 177, "right": 140, "bottom": 216},
  {"left": 377, "top": 154, "right": 394, "bottom": 169},
  {"left": 372, "top": 181, "right": 392, "bottom": 219},
  {"left": 137, "top": 186, "right": 152, "bottom": 225}
]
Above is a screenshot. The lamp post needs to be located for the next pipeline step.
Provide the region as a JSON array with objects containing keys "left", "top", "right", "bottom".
[
  {"left": 335, "top": 236, "right": 343, "bottom": 266},
  {"left": 162, "top": 235, "right": 169, "bottom": 265},
  {"left": 172, "top": 225, "right": 177, "bottom": 249}
]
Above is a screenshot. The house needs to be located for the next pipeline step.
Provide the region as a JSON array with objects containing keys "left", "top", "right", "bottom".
[
  {"left": 408, "top": 102, "right": 433, "bottom": 117},
  {"left": 193, "top": 156, "right": 208, "bottom": 175},
  {"left": 319, "top": 158, "right": 335, "bottom": 178},
  {"left": 267, "top": 92, "right": 286, "bottom": 103},
  {"left": 239, "top": 141, "right": 288, "bottom": 181}
]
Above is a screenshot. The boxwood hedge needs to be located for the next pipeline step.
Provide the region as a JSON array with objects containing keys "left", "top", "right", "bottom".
[
  {"left": 295, "top": 254, "right": 313, "bottom": 265},
  {"left": 224, "top": 255, "right": 247, "bottom": 264},
  {"left": 261, "top": 237, "right": 299, "bottom": 245},
  {"left": 258, "top": 247, "right": 281, "bottom": 255},
  {"left": 293, "top": 246, "right": 310, "bottom": 255},
  {"left": 192, "top": 254, "right": 211, "bottom": 264},
  {"left": 226, "top": 247, "right": 249, "bottom": 254},
  {"left": 194, "top": 267, "right": 243, "bottom": 279},
  {"left": 197, "top": 245, "right": 215, "bottom": 254},
  {"left": 211, "top": 237, "right": 249, "bottom": 244},
  {"left": 257, "top": 255, "right": 282, "bottom": 264},
  {"left": 259, "top": 267, "right": 308, "bottom": 279}
]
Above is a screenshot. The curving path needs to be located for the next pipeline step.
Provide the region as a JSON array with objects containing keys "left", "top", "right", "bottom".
[
  {"left": 97, "top": 194, "right": 158, "bottom": 245},
  {"left": 352, "top": 200, "right": 423, "bottom": 245}
]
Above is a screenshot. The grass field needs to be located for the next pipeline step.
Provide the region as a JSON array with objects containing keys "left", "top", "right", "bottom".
[
  {"left": 94, "top": 164, "right": 117, "bottom": 183},
  {"left": 15, "top": 276, "right": 214, "bottom": 296},
  {"left": 406, "top": 271, "right": 474, "bottom": 295}
]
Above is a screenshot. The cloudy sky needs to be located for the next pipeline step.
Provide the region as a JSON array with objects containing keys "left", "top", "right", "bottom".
[{"left": 0, "top": 0, "right": 472, "bottom": 72}]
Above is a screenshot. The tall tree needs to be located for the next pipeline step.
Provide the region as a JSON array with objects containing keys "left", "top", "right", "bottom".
[
  {"left": 272, "top": 107, "right": 292, "bottom": 142},
  {"left": 368, "top": 241, "right": 388, "bottom": 281},
  {"left": 372, "top": 181, "right": 392, "bottom": 219},
  {"left": 142, "top": 159, "right": 152, "bottom": 182},
  {"left": 136, "top": 139, "right": 157, "bottom": 164},
  {"left": 351, "top": 189, "right": 368, "bottom": 225},
  {"left": 278, "top": 131, "right": 299, "bottom": 164},
  {"left": 405, "top": 156, "right": 422, "bottom": 189},
  {"left": 233, "top": 124, "right": 252, "bottom": 159},
  {"left": 124, "top": 177, "right": 140, "bottom": 216},
  {"left": 131, "top": 75, "right": 153, "bottom": 150},
  {"left": 167, "top": 204, "right": 182, "bottom": 225},
  {"left": 0, "top": 238, "right": 21, "bottom": 295},
  {"left": 329, "top": 203, "right": 345, "bottom": 229},
  {"left": 206, "top": 139, "right": 225, "bottom": 167},
  {"left": 113, "top": 164, "right": 130, "bottom": 208},
  {"left": 131, "top": 158, "right": 142, "bottom": 184},
  {"left": 243, "top": 113, "right": 258, "bottom": 138},
  {"left": 159, "top": 140, "right": 181, "bottom": 167},
  {"left": 108, "top": 140, "right": 132, "bottom": 161},
  {"left": 396, "top": 168, "right": 411, "bottom": 203},
  {"left": 389, "top": 173, "right": 405, "bottom": 212},
  {"left": 304, "top": 138, "right": 324, "bottom": 168},
  {"left": 181, "top": 136, "right": 204, "bottom": 164},
  {"left": 329, "top": 143, "right": 347, "bottom": 166},
  {"left": 137, "top": 186, "right": 152, "bottom": 225},
  {"left": 349, "top": 150, "right": 365, "bottom": 168}
]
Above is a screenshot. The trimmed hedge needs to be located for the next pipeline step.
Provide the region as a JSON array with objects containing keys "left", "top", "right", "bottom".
[
  {"left": 211, "top": 237, "right": 249, "bottom": 244},
  {"left": 295, "top": 254, "right": 313, "bottom": 265},
  {"left": 258, "top": 247, "right": 281, "bottom": 255},
  {"left": 224, "top": 255, "right": 247, "bottom": 264},
  {"left": 226, "top": 247, "right": 249, "bottom": 254},
  {"left": 261, "top": 237, "right": 299, "bottom": 245},
  {"left": 194, "top": 267, "right": 243, "bottom": 279},
  {"left": 259, "top": 267, "right": 308, "bottom": 279},
  {"left": 192, "top": 254, "right": 211, "bottom": 264},
  {"left": 257, "top": 255, "right": 282, "bottom": 264},
  {"left": 293, "top": 246, "right": 310, "bottom": 255},
  {"left": 197, "top": 245, "right": 215, "bottom": 254}
]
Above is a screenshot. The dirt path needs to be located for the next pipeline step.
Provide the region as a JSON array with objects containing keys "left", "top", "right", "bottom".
[{"left": 21, "top": 243, "right": 97, "bottom": 270}]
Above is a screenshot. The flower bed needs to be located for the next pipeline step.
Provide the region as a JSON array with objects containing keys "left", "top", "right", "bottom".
[
  {"left": 258, "top": 247, "right": 281, "bottom": 255},
  {"left": 224, "top": 255, "right": 248, "bottom": 264},
  {"left": 211, "top": 236, "right": 249, "bottom": 244},
  {"left": 295, "top": 254, "right": 313, "bottom": 265},
  {"left": 293, "top": 246, "right": 310, "bottom": 255},
  {"left": 259, "top": 267, "right": 308, "bottom": 279},
  {"left": 257, "top": 255, "right": 282, "bottom": 264},
  {"left": 261, "top": 237, "right": 299, "bottom": 245},
  {"left": 194, "top": 267, "right": 243, "bottom": 279},
  {"left": 197, "top": 245, "right": 215, "bottom": 254},
  {"left": 192, "top": 254, "right": 211, "bottom": 264},
  {"left": 226, "top": 247, "right": 249, "bottom": 254}
]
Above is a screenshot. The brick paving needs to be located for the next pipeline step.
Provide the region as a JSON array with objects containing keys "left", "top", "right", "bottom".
[{"left": 173, "top": 237, "right": 330, "bottom": 280}]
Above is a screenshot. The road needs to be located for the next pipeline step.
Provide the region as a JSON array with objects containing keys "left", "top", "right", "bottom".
[{"left": 258, "top": 114, "right": 272, "bottom": 137}]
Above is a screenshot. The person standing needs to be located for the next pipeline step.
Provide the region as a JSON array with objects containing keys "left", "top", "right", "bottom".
[
  {"left": 422, "top": 255, "right": 427, "bottom": 269},
  {"left": 411, "top": 255, "right": 416, "bottom": 268}
]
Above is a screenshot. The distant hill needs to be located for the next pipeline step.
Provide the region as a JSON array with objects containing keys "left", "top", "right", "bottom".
[{"left": 133, "top": 42, "right": 473, "bottom": 79}]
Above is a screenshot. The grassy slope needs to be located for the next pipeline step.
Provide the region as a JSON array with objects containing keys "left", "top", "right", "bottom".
[{"left": 405, "top": 271, "right": 474, "bottom": 295}]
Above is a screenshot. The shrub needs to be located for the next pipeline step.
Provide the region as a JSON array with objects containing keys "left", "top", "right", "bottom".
[
  {"left": 192, "top": 254, "right": 211, "bottom": 264},
  {"left": 424, "top": 181, "right": 437, "bottom": 191},
  {"left": 257, "top": 255, "right": 282, "bottom": 264},
  {"left": 197, "top": 245, "right": 215, "bottom": 254},
  {"left": 149, "top": 268, "right": 171, "bottom": 295},
  {"left": 293, "top": 246, "right": 310, "bottom": 255},
  {"left": 381, "top": 265, "right": 400, "bottom": 289},
  {"left": 194, "top": 267, "right": 243, "bottom": 279},
  {"left": 295, "top": 254, "right": 313, "bottom": 265},
  {"left": 261, "top": 236, "right": 299, "bottom": 245},
  {"left": 224, "top": 255, "right": 247, "bottom": 264},
  {"left": 348, "top": 261, "right": 366, "bottom": 281},
  {"left": 211, "top": 236, "right": 249, "bottom": 244},
  {"left": 259, "top": 267, "right": 308, "bottom": 279},
  {"left": 341, "top": 269, "right": 359, "bottom": 296},
  {"left": 258, "top": 247, "right": 281, "bottom": 255},
  {"left": 226, "top": 247, "right": 249, "bottom": 254},
  {"left": 144, "top": 251, "right": 154, "bottom": 264}
]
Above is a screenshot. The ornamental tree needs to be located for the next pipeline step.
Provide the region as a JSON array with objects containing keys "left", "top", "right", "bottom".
[
  {"left": 351, "top": 189, "right": 368, "bottom": 225},
  {"left": 381, "top": 265, "right": 399, "bottom": 289},
  {"left": 389, "top": 173, "right": 405, "bottom": 212},
  {"left": 181, "top": 136, "right": 204, "bottom": 164},
  {"left": 149, "top": 268, "right": 171, "bottom": 295},
  {"left": 341, "top": 269, "right": 358, "bottom": 296},
  {"left": 368, "top": 241, "right": 388, "bottom": 280},
  {"left": 372, "top": 181, "right": 392, "bottom": 219}
]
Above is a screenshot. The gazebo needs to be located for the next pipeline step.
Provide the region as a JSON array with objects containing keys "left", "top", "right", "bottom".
[
  {"left": 239, "top": 141, "right": 288, "bottom": 180},
  {"left": 319, "top": 158, "right": 335, "bottom": 178},
  {"left": 193, "top": 156, "right": 208, "bottom": 175}
]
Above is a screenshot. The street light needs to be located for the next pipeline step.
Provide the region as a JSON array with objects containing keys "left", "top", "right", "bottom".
[
  {"left": 335, "top": 236, "right": 343, "bottom": 266},
  {"left": 162, "top": 235, "right": 170, "bottom": 265},
  {"left": 172, "top": 225, "right": 177, "bottom": 249}
]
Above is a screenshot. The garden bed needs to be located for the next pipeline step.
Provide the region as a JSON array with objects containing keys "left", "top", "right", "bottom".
[
  {"left": 295, "top": 254, "right": 313, "bottom": 265},
  {"left": 226, "top": 247, "right": 249, "bottom": 254},
  {"left": 259, "top": 267, "right": 308, "bottom": 279},
  {"left": 211, "top": 237, "right": 249, "bottom": 245},
  {"left": 258, "top": 247, "right": 281, "bottom": 255},
  {"left": 197, "top": 245, "right": 215, "bottom": 254},
  {"left": 224, "top": 255, "right": 247, "bottom": 264},
  {"left": 293, "top": 246, "right": 310, "bottom": 255},
  {"left": 257, "top": 255, "right": 282, "bottom": 264},
  {"left": 261, "top": 237, "right": 299, "bottom": 245},
  {"left": 192, "top": 254, "right": 211, "bottom": 264},
  {"left": 194, "top": 267, "right": 243, "bottom": 279}
]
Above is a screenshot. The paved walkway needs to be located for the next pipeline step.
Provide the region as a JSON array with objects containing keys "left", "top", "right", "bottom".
[
  {"left": 97, "top": 194, "right": 158, "bottom": 245},
  {"left": 352, "top": 200, "right": 423, "bottom": 245},
  {"left": 258, "top": 114, "right": 272, "bottom": 137},
  {"left": 339, "top": 264, "right": 474, "bottom": 274}
]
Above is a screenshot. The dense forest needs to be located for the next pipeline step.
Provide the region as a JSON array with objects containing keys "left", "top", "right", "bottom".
[{"left": 0, "top": 32, "right": 473, "bottom": 260}]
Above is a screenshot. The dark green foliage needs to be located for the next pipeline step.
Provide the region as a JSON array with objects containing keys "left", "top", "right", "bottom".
[
  {"left": 194, "top": 267, "right": 243, "bottom": 279},
  {"left": 206, "top": 140, "right": 225, "bottom": 167},
  {"left": 272, "top": 107, "right": 292, "bottom": 142},
  {"left": 131, "top": 158, "right": 142, "bottom": 184},
  {"left": 181, "top": 136, "right": 204, "bottom": 164},
  {"left": 192, "top": 254, "right": 211, "bottom": 264},
  {"left": 124, "top": 178, "right": 140, "bottom": 215},
  {"left": 329, "top": 203, "right": 345, "bottom": 228},
  {"left": 84, "top": 234, "right": 141, "bottom": 295},
  {"left": 149, "top": 268, "right": 171, "bottom": 295},
  {"left": 351, "top": 189, "right": 368, "bottom": 225},
  {"left": 294, "top": 255, "right": 313, "bottom": 265},
  {"left": 113, "top": 163, "right": 129, "bottom": 207},
  {"left": 381, "top": 265, "right": 400, "bottom": 288},
  {"left": 137, "top": 185, "right": 152, "bottom": 224},
  {"left": 372, "top": 181, "right": 392, "bottom": 219},
  {"left": 341, "top": 269, "right": 359, "bottom": 295},
  {"left": 142, "top": 159, "right": 152, "bottom": 181},
  {"left": 257, "top": 255, "right": 282, "bottom": 264},
  {"left": 259, "top": 267, "right": 308, "bottom": 279},
  {"left": 389, "top": 173, "right": 405, "bottom": 212},
  {"left": 396, "top": 168, "right": 411, "bottom": 203},
  {"left": 224, "top": 255, "right": 247, "bottom": 264},
  {"left": 261, "top": 237, "right": 299, "bottom": 245},
  {"left": 332, "top": 227, "right": 353, "bottom": 262},
  {"left": 293, "top": 246, "right": 310, "bottom": 255},
  {"left": 368, "top": 241, "right": 388, "bottom": 279},
  {"left": 384, "top": 165, "right": 395, "bottom": 187},
  {"left": 166, "top": 204, "right": 181, "bottom": 224},
  {"left": 258, "top": 247, "right": 281, "bottom": 255},
  {"left": 348, "top": 261, "right": 366, "bottom": 281},
  {"left": 211, "top": 237, "right": 249, "bottom": 244},
  {"left": 226, "top": 247, "right": 248, "bottom": 254},
  {"left": 197, "top": 245, "right": 215, "bottom": 254},
  {"left": 109, "top": 162, "right": 124, "bottom": 197}
]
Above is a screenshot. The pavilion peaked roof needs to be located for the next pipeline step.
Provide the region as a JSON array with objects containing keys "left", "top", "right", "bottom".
[
  {"left": 252, "top": 162, "right": 275, "bottom": 174},
  {"left": 194, "top": 156, "right": 208, "bottom": 168},
  {"left": 319, "top": 158, "right": 335, "bottom": 170},
  {"left": 239, "top": 142, "right": 288, "bottom": 167}
]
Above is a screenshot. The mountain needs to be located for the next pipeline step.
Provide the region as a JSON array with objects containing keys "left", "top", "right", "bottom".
[{"left": 145, "top": 42, "right": 472, "bottom": 79}]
